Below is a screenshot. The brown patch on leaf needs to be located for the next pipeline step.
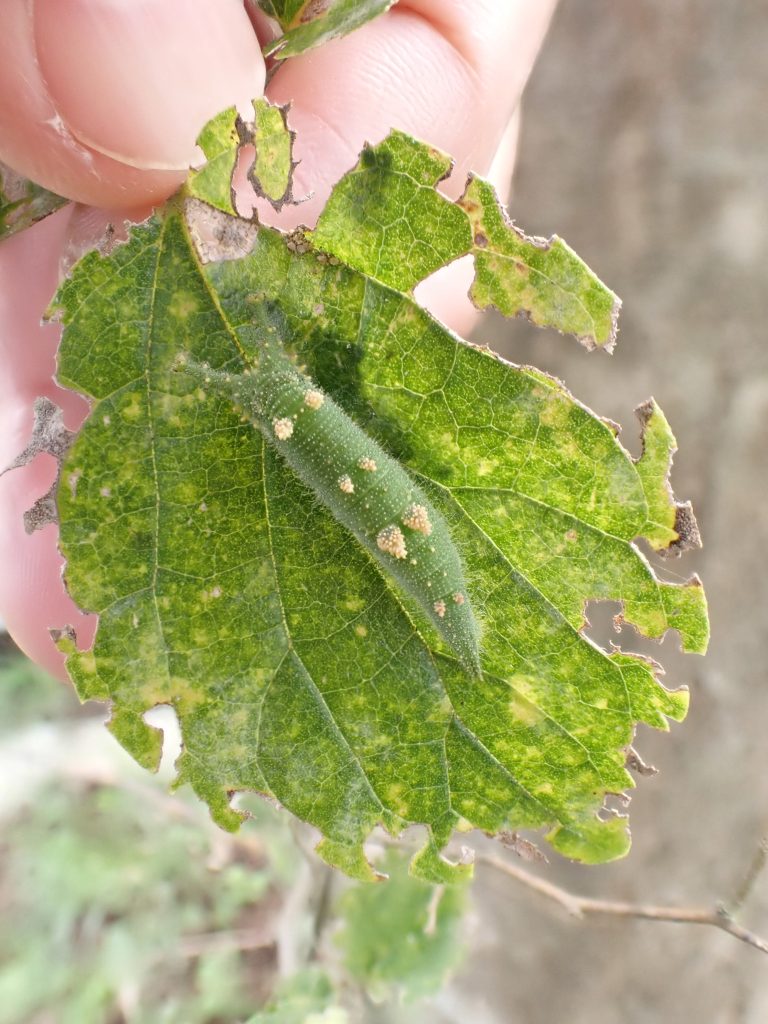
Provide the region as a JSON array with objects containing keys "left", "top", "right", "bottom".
[
  {"left": 299, "top": 0, "right": 331, "bottom": 24},
  {"left": 185, "top": 198, "right": 259, "bottom": 264},
  {"left": 634, "top": 399, "right": 655, "bottom": 431},
  {"left": 49, "top": 624, "right": 77, "bottom": 647}
]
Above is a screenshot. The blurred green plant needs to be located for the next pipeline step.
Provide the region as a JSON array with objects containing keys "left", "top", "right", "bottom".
[
  {"left": 0, "top": 641, "right": 80, "bottom": 732},
  {"left": 0, "top": 781, "right": 277, "bottom": 1023},
  {"left": 0, "top": 646, "right": 469, "bottom": 1023},
  {"left": 336, "top": 850, "right": 466, "bottom": 1005},
  {"left": 245, "top": 969, "right": 347, "bottom": 1023}
]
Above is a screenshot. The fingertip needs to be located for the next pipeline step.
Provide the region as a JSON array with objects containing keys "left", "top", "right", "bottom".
[
  {"left": 0, "top": 210, "right": 96, "bottom": 681},
  {"left": 0, "top": 0, "right": 266, "bottom": 208}
]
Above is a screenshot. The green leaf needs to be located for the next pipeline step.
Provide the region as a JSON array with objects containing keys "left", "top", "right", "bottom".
[
  {"left": 459, "top": 176, "right": 620, "bottom": 350},
  {"left": 0, "top": 162, "right": 67, "bottom": 242},
  {"left": 258, "top": 0, "right": 398, "bottom": 59},
  {"left": 186, "top": 107, "right": 242, "bottom": 216},
  {"left": 311, "top": 132, "right": 619, "bottom": 349},
  {"left": 41, "top": 108, "right": 708, "bottom": 880},
  {"left": 249, "top": 98, "right": 297, "bottom": 208},
  {"left": 186, "top": 99, "right": 296, "bottom": 217},
  {"left": 246, "top": 970, "right": 345, "bottom": 1024},
  {"left": 0, "top": 774, "right": 284, "bottom": 1024},
  {"left": 311, "top": 131, "right": 472, "bottom": 293},
  {"left": 337, "top": 849, "right": 466, "bottom": 1003}
]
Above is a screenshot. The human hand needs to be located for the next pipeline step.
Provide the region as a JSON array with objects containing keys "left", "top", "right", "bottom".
[{"left": 0, "top": 0, "right": 557, "bottom": 676}]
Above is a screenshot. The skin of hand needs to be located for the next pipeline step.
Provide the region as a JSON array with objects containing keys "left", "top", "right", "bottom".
[{"left": 0, "top": 0, "right": 558, "bottom": 678}]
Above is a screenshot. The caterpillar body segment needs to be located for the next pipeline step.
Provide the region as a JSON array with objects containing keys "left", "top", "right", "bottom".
[{"left": 178, "top": 348, "right": 481, "bottom": 675}]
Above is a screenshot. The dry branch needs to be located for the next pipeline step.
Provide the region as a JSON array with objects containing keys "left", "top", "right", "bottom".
[{"left": 481, "top": 853, "right": 768, "bottom": 956}]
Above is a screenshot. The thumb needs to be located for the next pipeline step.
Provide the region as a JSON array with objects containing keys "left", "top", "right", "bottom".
[{"left": 0, "top": 0, "right": 265, "bottom": 209}]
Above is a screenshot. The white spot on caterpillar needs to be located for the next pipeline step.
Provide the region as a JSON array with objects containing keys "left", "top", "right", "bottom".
[
  {"left": 377, "top": 525, "right": 407, "bottom": 560},
  {"left": 453, "top": 592, "right": 465, "bottom": 605},
  {"left": 434, "top": 599, "right": 447, "bottom": 618},
  {"left": 402, "top": 503, "right": 432, "bottom": 536},
  {"left": 358, "top": 457, "right": 377, "bottom": 472},
  {"left": 303, "top": 389, "right": 324, "bottom": 410},
  {"left": 338, "top": 475, "right": 354, "bottom": 494},
  {"left": 273, "top": 417, "right": 294, "bottom": 440}
]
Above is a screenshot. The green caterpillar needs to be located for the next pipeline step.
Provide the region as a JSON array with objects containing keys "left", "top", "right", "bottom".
[{"left": 177, "top": 340, "right": 481, "bottom": 675}]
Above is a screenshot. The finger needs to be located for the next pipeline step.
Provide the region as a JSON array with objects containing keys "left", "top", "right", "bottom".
[
  {"left": 262, "top": 0, "right": 557, "bottom": 228},
  {"left": 0, "top": 0, "right": 265, "bottom": 209},
  {"left": 0, "top": 211, "right": 95, "bottom": 679}
]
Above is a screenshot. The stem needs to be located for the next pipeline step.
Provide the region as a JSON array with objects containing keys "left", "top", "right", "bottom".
[{"left": 481, "top": 854, "right": 768, "bottom": 956}]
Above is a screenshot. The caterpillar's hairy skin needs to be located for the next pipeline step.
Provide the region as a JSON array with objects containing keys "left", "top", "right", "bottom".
[{"left": 178, "top": 345, "right": 481, "bottom": 675}]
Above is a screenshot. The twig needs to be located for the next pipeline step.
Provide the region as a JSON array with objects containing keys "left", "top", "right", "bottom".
[
  {"left": 481, "top": 854, "right": 768, "bottom": 956},
  {"left": 725, "top": 833, "right": 768, "bottom": 916}
]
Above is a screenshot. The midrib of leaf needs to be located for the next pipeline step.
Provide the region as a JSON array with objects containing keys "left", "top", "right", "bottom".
[
  {"left": 145, "top": 218, "right": 173, "bottom": 698},
  {"left": 258, "top": 434, "right": 393, "bottom": 820}
]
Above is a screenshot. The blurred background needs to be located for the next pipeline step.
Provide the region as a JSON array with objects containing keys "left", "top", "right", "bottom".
[{"left": 1, "top": 1, "right": 767, "bottom": 1021}]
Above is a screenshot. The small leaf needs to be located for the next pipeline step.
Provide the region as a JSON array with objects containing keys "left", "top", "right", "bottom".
[
  {"left": 311, "top": 131, "right": 471, "bottom": 292},
  {"left": 459, "top": 176, "right": 621, "bottom": 350},
  {"left": 248, "top": 98, "right": 297, "bottom": 209},
  {"left": 0, "top": 162, "right": 66, "bottom": 242},
  {"left": 311, "top": 132, "right": 619, "bottom": 349},
  {"left": 185, "top": 107, "right": 242, "bottom": 216},
  {"left": 259, "top": 0, "right": 398, "bottom": 59},
  {"left": 337, "top": 850, "right": 466, "bottom": 1003},
  {"left": 246, "top": 969, "right": 345, "bottom": 1024}
]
